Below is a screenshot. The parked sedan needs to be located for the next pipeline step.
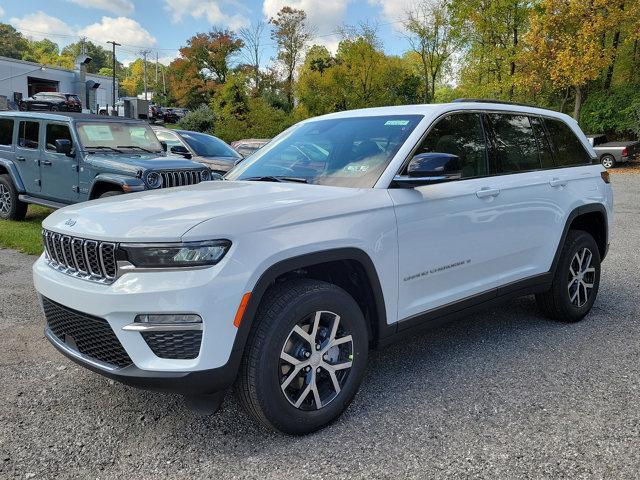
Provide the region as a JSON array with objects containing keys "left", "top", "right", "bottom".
[
  {"left": 152, "top": 126, "right": 242, "bottom": 174},
  {"left": 20, "top": 92, "right": 82, "bottom": 112}
]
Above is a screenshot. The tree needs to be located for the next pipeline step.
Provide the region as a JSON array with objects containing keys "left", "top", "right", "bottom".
[
  {"left": 21, "top": 39, "right": 62, "bottom": 66},
  {"left": 0, "top": 24, "right": 28, "bottom": 60},
  {"left": 270, "top": 7, "right": 313, "bottom": 110},
  {"left": 239, "top": 22, "right": 266, "bottom": 95},
  {"left": 185, "top": 29, "right": 243, "bottom": 84},
  {"left": 60, "top": 40, "right": 113, "bottom": 73},
  {"left": 519, "top": 0, "right": 624, "bottom": 119},
  {"left": 403, "top": 0, "right": 458, "bottom": 102}
]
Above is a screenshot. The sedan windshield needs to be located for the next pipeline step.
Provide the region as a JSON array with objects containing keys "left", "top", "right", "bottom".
[
  {"left": 226, "top": 115, "right": 423, "bottom": 188},
  {"left": 76, "top": 122, "right": 163, "bottom": 153},
  {"left": 178, "top": 131, "right": 240, "bottom": 158}
]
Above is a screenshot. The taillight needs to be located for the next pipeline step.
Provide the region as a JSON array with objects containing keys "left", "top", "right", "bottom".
[
  {"left": 621, "top": 147, "right": 628, "bottom": 157},
  {"left": 601, "top": 171, "right": 610, "bottom": 183}
]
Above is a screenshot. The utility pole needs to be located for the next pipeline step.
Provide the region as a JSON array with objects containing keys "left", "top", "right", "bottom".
[
  {"left": 140, "top": 49, "right": 151, "bottom": 100},
  {"left": 107, "top": 41, "right": 120, "bottom": 115}
]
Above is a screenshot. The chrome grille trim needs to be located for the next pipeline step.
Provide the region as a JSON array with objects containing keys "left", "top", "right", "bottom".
[
  {"left": 159, "top": 169, "right": 206, "bottom": 189},
  {"left": 42, "top": 229, "right": 118, "bottom": 284}
]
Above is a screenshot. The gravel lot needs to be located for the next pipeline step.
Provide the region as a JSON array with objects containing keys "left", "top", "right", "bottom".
[{"left": 1, "top": 175, "right": 638, "bottom": 479}]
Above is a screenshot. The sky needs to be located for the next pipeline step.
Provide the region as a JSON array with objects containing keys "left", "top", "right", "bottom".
[{"left": 0, "top": 0, "right": 416, "bottom": 66}]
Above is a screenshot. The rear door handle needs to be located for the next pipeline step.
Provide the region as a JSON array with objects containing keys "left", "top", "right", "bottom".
[
  {"left": 476, "top": 187, "right": 501, "bottom": 198},
  {"left": 15, "top": 156, "right": 25, "bottom": 162},
  {"left": 42, "top": 160, "right": 52, "bottom": 166},
  {"left": 549, "top": 177, "right": 568, "bottom": 187}
]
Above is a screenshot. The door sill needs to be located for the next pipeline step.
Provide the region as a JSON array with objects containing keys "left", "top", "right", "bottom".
[{"left": 18, "top": 195, "right": 68, "bottom": 210}]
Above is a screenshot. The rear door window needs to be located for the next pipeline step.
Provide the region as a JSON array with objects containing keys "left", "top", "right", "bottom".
[
  {"left": 414, "top": 112, "right": 488, "bottom": 178},
  {"left": 486, "top": 114, "right": 541, "bottom": 173},
  {"left": 18, "top": 121, "right": 39, "bottom": 149},
  {"left": 529, "top": 116, "right": 555, "bottom": 169},
  {"left": 544, "top": 118, "right": 593, "bottom": 166},
  {"left": 0, "top": 119, "right": 13, "bottom": 146},
  {"left": 45, "top": 123, "right": 73, "bottom": 151}
]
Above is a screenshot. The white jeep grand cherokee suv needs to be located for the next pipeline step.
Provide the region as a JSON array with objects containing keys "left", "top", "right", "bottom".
[{"left": 33, "top": 101, "right": 613, "bottom": 434}]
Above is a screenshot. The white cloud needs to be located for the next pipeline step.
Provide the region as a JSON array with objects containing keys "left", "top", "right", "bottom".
[
  {"left": 78, "top": 17, "right": 157, "bottom": 48},
  {"left": 10, "top": 11, "right": 73, "bottom": 41},
  {"left": 165, "top": 0, "right": 250, "bottom": 30},
  {"left": 0, "top": 6, "right": 5, "bottom": 18},
  {"left": 66, "top": 0, "right": 135, "bottom": 16},
  {"left": 261, "top": 1, "right": 352, "bottom": 54},
  {"left": 158, "top": 52, "right": 180, "bottom": 66},
  {"left": 368, "top": 0, "right": 414, "bottom": 30}
]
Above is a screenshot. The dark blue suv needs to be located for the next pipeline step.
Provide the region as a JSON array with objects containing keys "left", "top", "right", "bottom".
[{"left": 0, "top": 112, "right": 211, "bottom": 220}]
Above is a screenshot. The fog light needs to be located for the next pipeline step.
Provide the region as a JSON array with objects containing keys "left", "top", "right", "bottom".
[{"left": 135, "top": 314, "right": 202, "bottom": 324}]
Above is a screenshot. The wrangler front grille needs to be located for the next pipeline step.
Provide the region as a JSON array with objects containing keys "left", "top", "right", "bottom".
[
  {"left": 160, "top": 170, "right": 206, "bottom": 188},
  {"left": 43, "top": 229, "right": 117, "bottom": 283}
]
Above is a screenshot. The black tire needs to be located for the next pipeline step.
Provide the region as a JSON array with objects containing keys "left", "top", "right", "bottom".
[
  {"left": 50, "top": 105, "right": 59, "bottom": 112},
  {"left": 0, "top": 174, "right": 28, "bottom": 221},
  {"left": 601, "top": 155, "right": 615, "bottom": 169},
  {"left": 536, "top": 230, "right": 601, "bottom": 322},
  {"left": 19, "top": 103, "right": 27, "bottom": 111},
  {"left": 235, "top": 278, "right": 369, "bottom": 435},
  {"left": 98, "top": 190, "right": 123, "bottom": 198}
]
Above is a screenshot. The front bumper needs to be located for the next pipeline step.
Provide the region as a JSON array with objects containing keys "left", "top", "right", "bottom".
[{"left": 33, "top": 253, "right": 248, "bottom": 395}]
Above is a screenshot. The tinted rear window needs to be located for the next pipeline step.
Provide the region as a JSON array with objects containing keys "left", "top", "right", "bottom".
[
  {"left": 0, "top": 119, "right": 13, "bottom": 146},
  {"left": 487, "top": 114, "right": 541, "bottom": 173},
  {"left": 18, "top": 121, "right": 39, "bottom": 149},
  {"left": 544, "top": 118, "right": 593, "bottom": 166},
  {"left": 529, "top": 116, "right": 555, "bottom": 169}
]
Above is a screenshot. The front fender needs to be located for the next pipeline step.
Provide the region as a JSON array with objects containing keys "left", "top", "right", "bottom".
[
  {"left": 0, "top": 159, "right": 26, "bottom": 192},
  {"left": 89, "top": 173, "right": 146, "bottom": 198}
]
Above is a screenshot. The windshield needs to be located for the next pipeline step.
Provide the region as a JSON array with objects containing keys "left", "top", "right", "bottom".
[
  {"left": 178, "top": 131, "right": 240, "bottom": 158},
  {"left": 227, "top": 115, "right": 423, "bottom": 188},
  {"left": 76, "top": 122, "right": 163, "bottom": 153}
]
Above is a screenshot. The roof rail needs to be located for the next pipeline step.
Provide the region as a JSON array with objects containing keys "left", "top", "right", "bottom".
[{"left": 452, "top": 98, "right": 542, "bottom": 109}]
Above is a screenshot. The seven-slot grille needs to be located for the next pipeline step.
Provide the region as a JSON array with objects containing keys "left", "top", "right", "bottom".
[
  {"left": 160, "top": 169, "right": 206, "bottom": 188},
  {"left": 42, "top": 229, "right": 117, "bottom": 283}
]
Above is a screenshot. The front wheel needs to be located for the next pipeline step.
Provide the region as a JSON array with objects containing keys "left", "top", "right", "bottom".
[
  {"left": 601, "top": 155, "right": 615, "bottom": 169},
  {"left": 235, "top": 278, "right": 369, "bottom": 435},
  {"left": 0, "top": 174, "right": 27, "bottom": 221},
  {"left": 536, "top": 230, "right": 601, "bottom": 322},
  {"left": 98, "top": 190, "right": 123, "bottom": 199}
]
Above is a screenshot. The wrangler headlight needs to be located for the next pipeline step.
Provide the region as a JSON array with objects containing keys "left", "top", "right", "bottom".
[{"left": 120, "top": 240, "right": 231, "bottom": 268}]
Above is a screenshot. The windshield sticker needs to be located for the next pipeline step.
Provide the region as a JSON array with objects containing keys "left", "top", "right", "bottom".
[
  {"left": 385, "top": 120, "right": 411, "bottom": 126},
  {"left": 81, "top": 125, "right": 114, "bottom": 141}
]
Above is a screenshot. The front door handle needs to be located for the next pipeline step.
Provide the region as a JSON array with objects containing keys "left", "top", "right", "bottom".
[
  {"left": 476, "top": 187, "right": 501, "bottom": 198},
  {"left": 15, "top": 156, "right": 25, "bottom": 162},
  {"left": 549, "top": 177, "right": 568, "bottom": 188},
  {"left": 41, "top": 160, "right": 52, "bottom": 166}
]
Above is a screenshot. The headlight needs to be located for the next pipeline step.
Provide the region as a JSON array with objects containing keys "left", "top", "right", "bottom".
[
  {"left": 145, "top": 171, "right": 162, "bottom": 188},
  {"left": 119, "top": 240, "right": 231, "bottom": 268}
]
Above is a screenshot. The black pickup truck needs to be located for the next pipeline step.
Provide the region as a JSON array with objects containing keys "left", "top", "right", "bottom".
[{"left": 587, "top": 134, "right": 640, "bottom": 168}]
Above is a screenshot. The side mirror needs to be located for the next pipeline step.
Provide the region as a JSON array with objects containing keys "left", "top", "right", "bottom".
[
  {"left": 160, "top": 141, "right": 167, "bottom": 152},
  {"left": 394, "top": 153, "right": 462, "bottom": 187},
  {"left": 170, "top": 144, "right": 192, "bottom": 159},
  {"left": 55, "top": 139, "right": 73, "bottom": 156}
]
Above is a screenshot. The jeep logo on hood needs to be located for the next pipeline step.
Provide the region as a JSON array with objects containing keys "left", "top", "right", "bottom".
[{"left": 64, "top": 219, "right": 77, "bottom": 227}]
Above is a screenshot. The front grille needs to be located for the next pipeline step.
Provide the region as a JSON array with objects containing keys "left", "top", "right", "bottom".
[
  {"left": 141, "top": 331, "right": 202, "bottom": 359},
  {"left": 43, "top": 230, "right": 117, "bottom": 283},
  {"left": 160, "top": 170, "right": 206, "bottom": 188},
  {"left": 43, "top": 297, "right": 132, "bottom": 369}
]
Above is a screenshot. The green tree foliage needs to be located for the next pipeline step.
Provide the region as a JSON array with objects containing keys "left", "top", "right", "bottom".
[
  {"left": 579, "top": 86, "right": 640, "bottom": 134},
  {"left": 60, "top": 40, "right": 113, "bottom": 73},
  {"left": 0, "top": 24, "right": 28, "bottom": 60},
  {"left": 177, "top": 105, "right": 217, "bottom": 132}
]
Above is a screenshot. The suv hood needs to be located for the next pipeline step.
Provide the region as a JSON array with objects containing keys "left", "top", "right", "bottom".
[
  {"left": 43, "top": 180, "right": 375, "bottom": 242},
  {"left": 86, "top": 153, "right": 207, "bottom": 176}
]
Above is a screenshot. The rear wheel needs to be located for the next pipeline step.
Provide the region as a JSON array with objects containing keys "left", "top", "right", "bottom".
[
  {"left": 0, "top": 175, "right": 27, "bottom": 221},
  {"left": 235, "top": 278, "right": 369, "bottom": 435},
  {"left": 601, "top": 155, "right": 615, "bottom": 169},
  {"left": 536, "top": 230, "right": 601, "bottom": 322}
]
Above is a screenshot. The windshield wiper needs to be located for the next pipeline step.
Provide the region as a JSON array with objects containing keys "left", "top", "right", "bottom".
[
  {"left": 85, "top": 146, "right": 123, "bottom": 153},
  {"left": 117, "top": 145, "right": 158, "bottom": 153},
  {"left": 243, "top": 175, "right": 308, "bottom": 184}
]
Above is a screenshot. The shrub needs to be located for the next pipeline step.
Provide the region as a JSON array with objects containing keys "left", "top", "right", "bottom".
[
  {"left": 176, "top": 105, "right": 217, "bottom": 133},
  {"left": 580, "top": 86, "right": 640, "bottom": 137}
]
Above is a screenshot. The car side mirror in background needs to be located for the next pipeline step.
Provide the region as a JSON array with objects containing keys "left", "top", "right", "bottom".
[
  {"left": 160, "top": 141, "right": 167, "bottom": 152},
  {"left": 55, "top": 139, "right": 73, "bottom": 156},
  {"left": 170, "top": 145, "right": 192, "bottom": 159},
  {"left": 393, "top": 152, "right": 462, "bottom": 187}
]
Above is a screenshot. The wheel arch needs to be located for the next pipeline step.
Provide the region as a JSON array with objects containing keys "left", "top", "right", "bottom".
[
  {"left": 0, "top": 159, "right": 26, "bottom": 192},
  {"left": 551, "top": 203, "right": 608, "bottom": 275},
  {"left": 88, "top": 174, "right": 146, "bottom": 199},
  {"left": 232, "top": 248, "right": 391, "bottom": 360}
]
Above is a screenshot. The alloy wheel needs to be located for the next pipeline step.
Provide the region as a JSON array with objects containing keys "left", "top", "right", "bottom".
[
  {"left": 601, "top": 157, "right": 614, "bottom": 169},
  {"left": 279, "top": 310, "right": 353, "bottom": 410},
  {"left": 568, "top": 247, "right": 596, "bottom": 308},
  {"left": 0, "top": 184, "right": 11, "bottom": 215}
]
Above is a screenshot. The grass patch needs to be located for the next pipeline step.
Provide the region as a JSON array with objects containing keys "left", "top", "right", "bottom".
[{"left": 0, "top": 205, "right": 52, "bottom": 255}]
